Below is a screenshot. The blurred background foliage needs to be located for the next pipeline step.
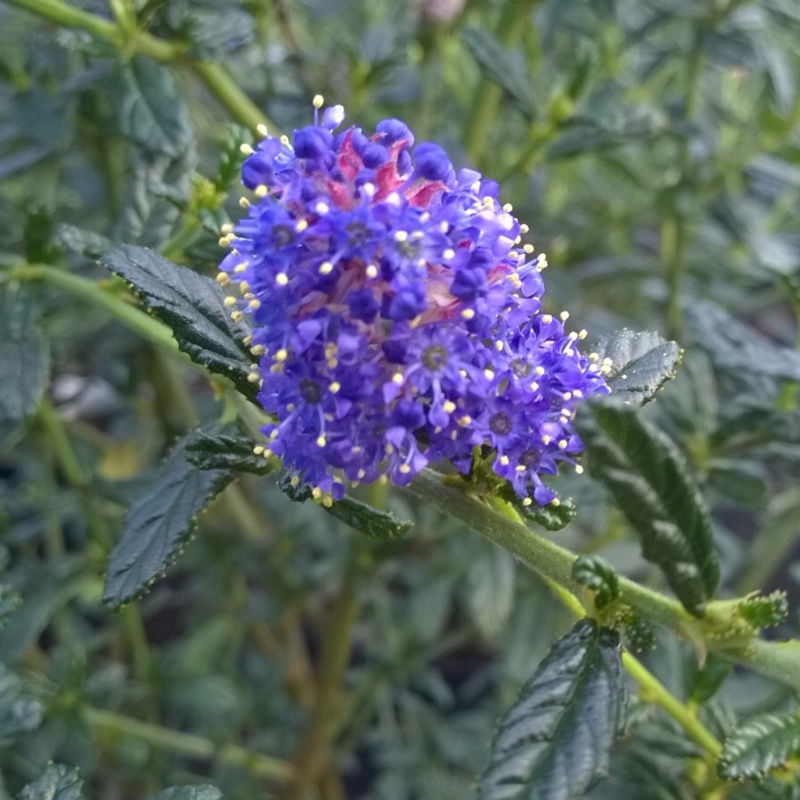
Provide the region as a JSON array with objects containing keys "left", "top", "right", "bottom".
[{"left": 1, "top": 0, "right": 800, "bottom": 798}]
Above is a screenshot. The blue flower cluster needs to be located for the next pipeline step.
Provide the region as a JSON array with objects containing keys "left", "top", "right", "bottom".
[{"left": 219, "top": 99, "right": 609, "bottom": 505}]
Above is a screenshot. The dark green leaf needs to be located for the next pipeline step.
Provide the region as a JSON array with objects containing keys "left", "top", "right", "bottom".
[
  {"left": 277, "top": 472, "right": 413, "bottom": 540},
  {"left": 0, "top": 663, "right": 42, "bottom": 739},
  {"left": 593, "top": 330, "right": 681, "bottom": 407},
  {"left": 145, "top": 787, "right": 223, "bottom": 800},
  {"left": 461, "top": 27, "right": 537, "bottom": 117},
  {"left": 477, "top": 619, "right": 627, "bottom": 800},
  {"left": 718, "top": 713, "right": 800, "bottom": 780},
  {"left": 505, "top": 489, "right": 577, "bottom": 531},
  {"left": 18, "top": 764, "right": 84, "bottom": 800},
  {"left": 24, "top": 207, "right": 59, "bottom": 264},
  {"left": 573, "top": 555, "right": 620, "bottom": 610},
  {"left": 688, "top": 653, "right": 731, "bottom": 705},
  {"left": 101, "top": 245, "right": 254, "bottom": 397},
  {"left": 186, "top": 432, "right": 275, "bottom": 476},
  {"left": 109, "top": 56, "right": 192, "bottom": 157},
  {"left": 0, "top": 584, "right": 21, "bottom": 628},
  {"left": 576, "top": 402, "right": 719, "bottom": 616},
  {"left": 0, "top": 285, "right": 50, "bottom": 447},
  {"left": 103, "top": 433, "right": 237, "bottom": 609},
  {"left": 478, "top": 620, "right": 627, "bottom": 800},
  {"left": 685, "top": 301, "right": 800, "bottom": 382}
]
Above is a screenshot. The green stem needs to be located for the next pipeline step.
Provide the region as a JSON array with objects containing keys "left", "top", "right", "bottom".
[
  {"left": 284, "top": 551, "right": 361, "bottom": 800},
  {"left": 662, "top": 215, "right": 684, "bottom": 341},
  {"left": 37, "top": 398, "right": 87, "bottom": 488},
  {"left": 7, "top": 263, "right": 180, "bottom": 352},
  {"left": 83, "top": 706, "right": 292, "bottom": 781},
  {"left": 406, "top": 468, "right": 800, "bottom": 694},
  {"left": 188, "top": 60, "right": 280, "bottom": 138},
  {"left": 621, "top": 653, "right": 722, "bottom": 757},
  {"left": 463, "top": 0, "right": 536, "bottom": 166}
]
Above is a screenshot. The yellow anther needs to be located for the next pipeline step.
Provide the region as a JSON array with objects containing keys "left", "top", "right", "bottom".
[
  {"left": 311, "top": 487, "right": 323, "bottom": 499},
  {"left": 218, "top": 235, "right": 232, "bottom": 247},
  {"left": 249, "top": 299, "right": 261, "bottom": 310},
  {"left": 256, "top": 123, "right": 268, "bottom": 137},
  {"left": 442, "top": 400, "right": 456, "bottom": 414},
  {"left": 394, "top": 230, "right": 408, "bottom": 242},
  {"left": 254, "top": 185, "right": 268, "bottom": 198},
  {"left": 461, "top": 308, "right": 475, "bottom": 320},
  {"left": 499, "top": 455, "right": 510, "bottom": 466},
  {"left": 522, "top": 497, "right": 532, "bottom": 507},
  {"left": 316, "top": 435, "right": 326, "bottom": 447},
  {"left": 541, "top": 434, "right": 552, "bottom": 445},
  {"left": 247, "top": 372, "right": 261, "bottom": 383},
  {"left": 562, "top": 391, "right": 572, "bottom": 401},
  {"left": 216, "top": 272, "right": 230, "bottom": 285},
  {"left": 579, "top": 329, "right": 588, "bottom": 340},
  {"left": 351, "top": 446, "right": 362, "bottom": 454},
  {"left": 385, "top": 444, "right": 394, "bottom": 454},
  {"left": 438, "top": 221, "right": 448, "bottom": 233},
  {"left": 502, "top": 203, "right": 513, "bottom": 212},
  {"left": 523, "top": 243, "right": 535, "bottom": 254},
  {"left": 529, "top": 381, "right": 539, "bottom": 392},
  {"left": 233, "top": 263, "right": 247, "bottom": 273},
  {"left": 442, "top": 248, "right": 455, "bottom": 260},
  {"left": 482, "top": 196, "right": 494, "bottom": 209},
  {"left": 541, "top": 314, "right": 553, "bottom": 324},
  {"left": 392, "top": 372, "right": 403, "bottom": 384},
  {"left": 275, "top": 273, "right": 289, "bottom": 286},
  {"left": 550, "top": 498, "right": 561, "bottom": 508},
  {"left": 399, "top": 464, "right": 411, "bottom": 474},
  {"left": 274, "top": 348, "right": 288, "bottom": 362},
  {"left": 239, "top": 281, "right": 251, "bottom": 295},
  {"left": 560, "top": 310, "right": 570, "bottom": 321},
  {"left": 295, "top": 219, "right": 308, "bottom": 232},
  {"left": 240, "top": 143, "right": 254, "bottom": 155},
  {"left": 251, "top": 344, "right": 265, "bottom": 356},
  {"left": 313, "top": 94, "right": 324, "bottom": 108},
  {"left": 322, "top": 496, "right": 333, "bottom": 508},
  {"left": 378, "top": 474, "right": 388, "bottom": 485},
  {"left": 239, "top": 197, "right": 250, "bottom": 208},
  {"left": 483, "top": 369, "right": 495, "bottom": 381},
  {"left": 220, "top": 223, "right": 233, "bottom": 234},
  {"left": 534, "top": 366, "right": 545, "bottom": 377},
  {"left": 231, "top": 311, "right": 243, "bottom": 321},
  {"left": 319, "top": 261, "right": 334, "bottom": 275},
  {"left": 357, "top": 469, "right": 366, "bottom": 479},
  {"left": 328, "top": 381, "right": 341, "bottom": 394},
  {"left": 520, "top": 223, "right": 530, "bottom": 234},
  {"left": 558, "top": 439, "right": 568, "bottom": 450},
  {"left": 458, "top": 415, "right": 472, "bottom": 427},
  {"left": 515, "top": 465, "right": 526, "bottom": 472},
  {"left": 280, "top": 135, "right": 290, "bottom": 146},
  {"left": 366, "top": 264, "right": 378, "bottom": 279},
  {"left": 224, "top": 296, "right": 237, "bottom": 307},
  {"left": 253, "top": 446, "right": 265, "bottom": 455},
  {"left": 575, "top": 464, "right": 584, "bottom": 475}
]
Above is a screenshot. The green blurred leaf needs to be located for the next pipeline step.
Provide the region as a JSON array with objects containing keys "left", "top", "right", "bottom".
[
  {"left": 461, "top": 27, "right": 537, "bottom": 117},
  {"left": 688, "top": 652, "right": 731, "bottom": 705},
  {"left": 103, "top": 432, "right": 237, "bottom": 609},
  {"left": 109, "top": 56, "right": 192, "bottom": 157},
  {"left": 57, "top": 224, "right": 114, "bottom": 259},
  {"left": 18, "top": 765, "right": 84, "bottom": 800},
  {"left": 577, "top": 402, "right": 719, "bottom": 616},
  {"left": 0, "top": 584, "right": 21, "bottom": 629},
  {"left": 594, "top": 330, "right": 681, "bottom": 407},
  {"left": 686, "top": 301, "right": 800, "bottom": 382},
  {"left": 145, "top": 787, "right": 223, "bottom": 800},
  {"left": 465, "top": 540, "right": 516, "bottom": 639},
  {"left": 573, "top": 555, "right": 620, "bottom": 610},
  {"left": 0, "top": 285, "right": 50, "bottom": 447},
  {"left": 718, "top": 713, "right": 800, "bottom": 780},
  {"left": 101, "top": 245, "right": 254, "bottom": 397},
  {"left": 0, "top": 663, "right": 42, "bottom": 740},
  {"left": 477, "top": 619, "right": 627, "bottom": 800}
]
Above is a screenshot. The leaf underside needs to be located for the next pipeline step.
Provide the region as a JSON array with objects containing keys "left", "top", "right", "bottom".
[
  {"left": 477, "top": 618, "right": 627, "bottom": 800},
  {"left": 18, "top": 764, "right": 84, "bottom": 800}
]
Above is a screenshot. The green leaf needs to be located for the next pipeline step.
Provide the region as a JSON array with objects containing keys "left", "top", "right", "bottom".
[
  {"left": 503, "top": 488, "right": 577, "bottom": 531},
  {"left": 109, "top": 56, "right": 192, "bottom": 157},
  {"left": 718, "top": 713, "right": 800, "bottom": 780},
  {"left": 576, "top": 402, "right": 719, "bottom": 616},
  {"left": 465, "top": 540, "right": 516, "bottom": 639},
  {"left": 103, "top": 433, "right": 237, "bottom": 609},
  {"left": 0, "top": 285, "right": 50, "bottom": 447},
  {"left": 737, "top": 592, "right": 788, "bottom": 630},
  {"left": 186, "top": 432, "right": 275, "bottom": 476},
  {"left": 461, "top": 27, "right": 537, "bottom": 117},
  {"left": 477, "top": 619, "right": 627, "bottom": 800},
  {"left": 101, "top": 245, "right": 254, "bottom": 397},
  {"left": 0, "top": 584, "right": 22, "bottom": 629},
  {"left": 57, "top": 224, "right": 114, "bottom": 259},
  {"left": 685, "top": 300, "right": 800, "bottom": 382},
  {"left": 593, "top": 330, "right": 681, "bottom": 407},
  {"left": 18, "top": 764, "right": 84, "bottom": 800},
  {"left": 277, "top": 472, "right": 413, "bottom": 540},
  {"left": 145, "top": 787, "right": 223, "bottom": 800},
  {"left": 572, "top": 555, "right": 620, "bottom": 610},
  {"left": 0, "top": 663, "right": 42, "bottom": 740}
]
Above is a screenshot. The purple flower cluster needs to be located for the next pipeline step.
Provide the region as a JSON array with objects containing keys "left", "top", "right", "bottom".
[{"left": 219, "top": 100, "right": 609, "bottom": 505}]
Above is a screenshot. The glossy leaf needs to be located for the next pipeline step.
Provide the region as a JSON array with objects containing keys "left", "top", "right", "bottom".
[
  {"left": 576, "top": 402, "right": 719, "bottom": 616},
  {"left": 573, "top": 555, "right": 620, "bottom": 610},
  {"left": 19, "top": 764, "right": 84, "bottom": 800},
  {"left": 186, "top": 431, "right": 275, "bottom": 476},
  {"left": 505, "top": 489, "right": 577, "bottom": 531},
  {"left": 0, "top": 663, "right": 42, "bottom": 739},
  {"left": 109, "top": 56, "right": 192, "bottom": 157},
  {"left": 593, "top": 330, "right": 681, "bottom": 407},
  {"left": 101, "top": 245, "right": 254, "bottom": 396},
  {"left": 477, "top": 619, "right": 627, "bottom": 800},
  {"left": 103, "top": 433, "right": 236, "bottom": 608},
  {"left": 718, "top": 713, "right": 800, "bottom": 780},
  {"left": 0, "top": 285, "right": 50, "bottom": 446}
]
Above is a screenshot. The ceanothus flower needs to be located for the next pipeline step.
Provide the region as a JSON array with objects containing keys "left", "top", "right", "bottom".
[{"left": 218, "top": 97, "right": 609, "bottom": 506}]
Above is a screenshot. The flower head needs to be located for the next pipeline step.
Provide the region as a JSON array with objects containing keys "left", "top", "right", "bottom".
[{"left": 220, "top": 100, "right": 608, "bottom": 504}]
